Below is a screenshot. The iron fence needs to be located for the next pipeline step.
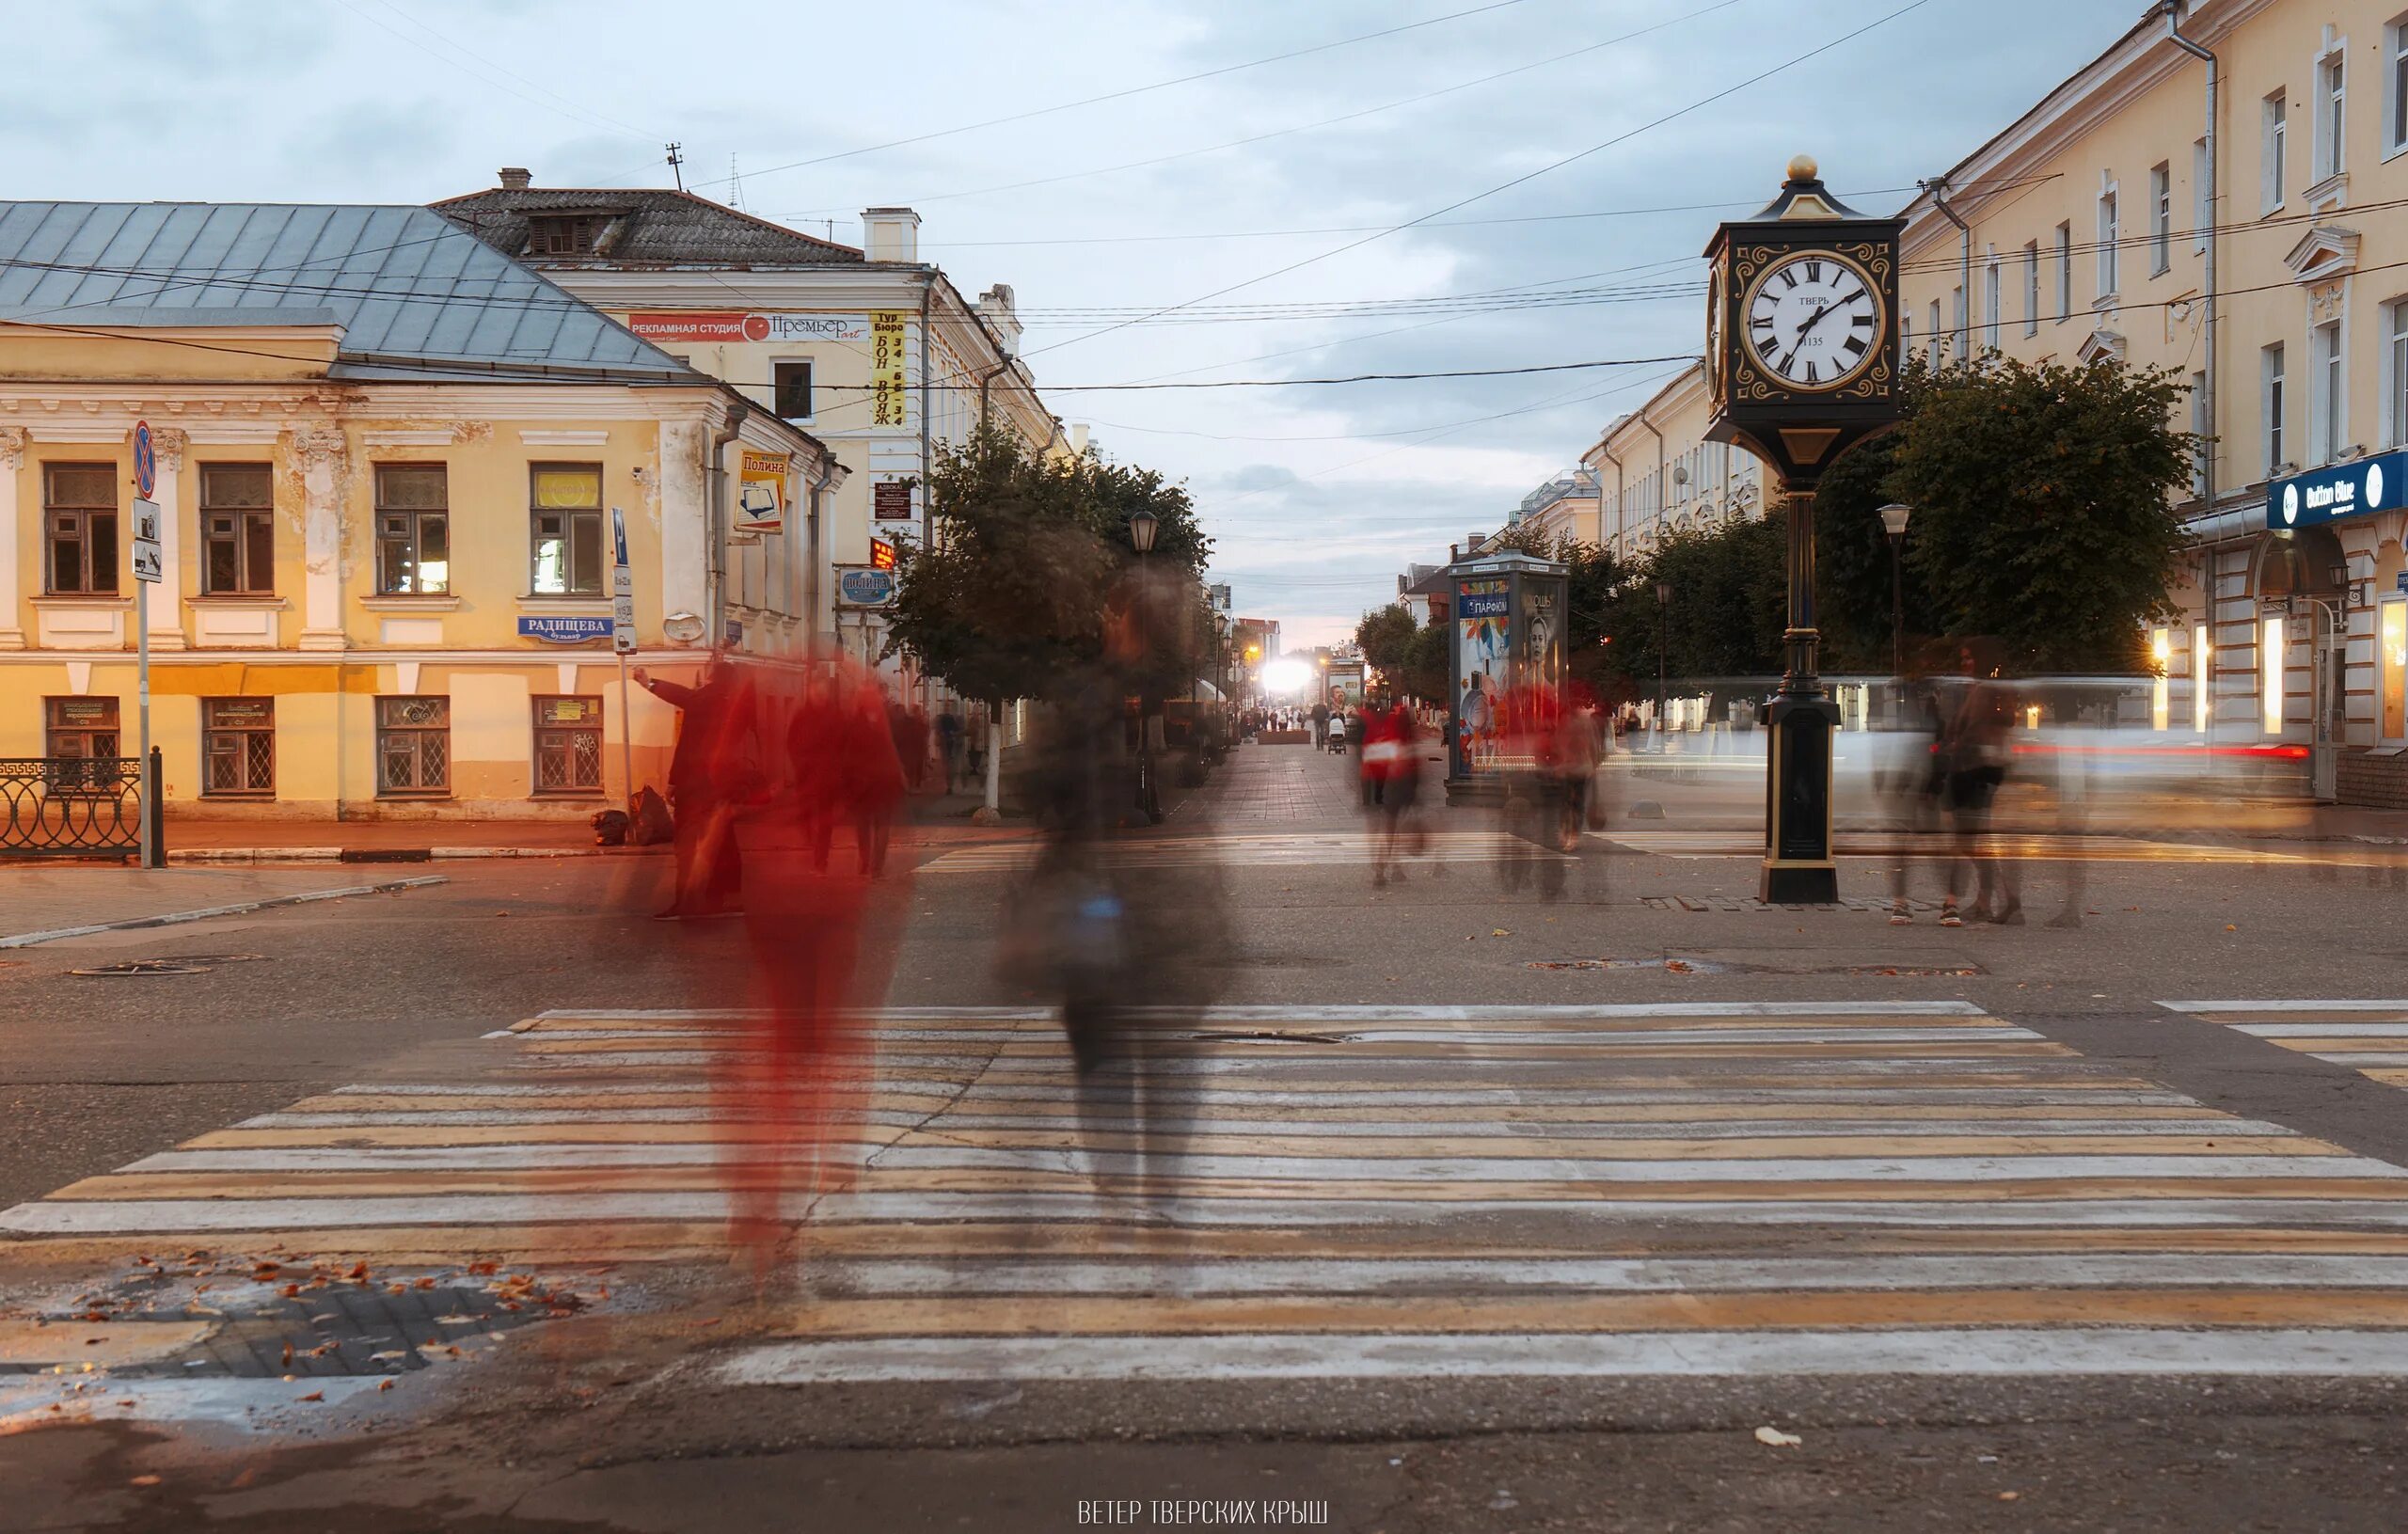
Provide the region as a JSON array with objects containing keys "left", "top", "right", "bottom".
[{"left": 0, "top": 751, "right": 158, "bottom": 858}]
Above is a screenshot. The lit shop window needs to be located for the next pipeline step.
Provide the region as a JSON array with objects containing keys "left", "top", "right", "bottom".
[
  {"left": 2262, "top": 614, "right": 2287, "bottom": 735},
  {"left": 2383, "top": 600, "right": 2408, "bottom": 741}
]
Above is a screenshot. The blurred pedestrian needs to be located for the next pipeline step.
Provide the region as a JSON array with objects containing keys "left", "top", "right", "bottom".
[
  {"left": 1363, "top": 695, "right": 1424, "bottom": 885},
  {"left": 1939, "top": 646, "right": 2022, "bottom": 927},
  {"left": 936, "top": 703, "right": 965, "bottom": 791},
  {"left": 635, "top": 659, "right": 757, "bottom": 920}
]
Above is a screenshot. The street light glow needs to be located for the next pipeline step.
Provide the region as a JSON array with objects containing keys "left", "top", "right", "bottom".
[{"left": 1260, "top": 658, "right": 1311, "bottom": 694}]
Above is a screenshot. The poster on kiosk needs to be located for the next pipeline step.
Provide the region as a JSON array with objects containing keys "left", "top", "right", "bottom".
[{"left": 1445, "top": 549, "right": 1566, "bottom": 783}]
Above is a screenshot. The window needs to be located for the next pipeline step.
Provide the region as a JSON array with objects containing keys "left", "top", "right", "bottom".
[
  {"left": 1926, "top": 299, "right": 1942, "bottom": 364},
  {"left": 530, "top": 464, "right": 604, "bottom": 595},
  {"left": 1951, "top": 285, "right": 1966, "bottom": 354},
  {"left": 375, "top": 696, "right": 450, "bottom": 796},
  {"left": 2022, "top": 242, "right": 2040, "bottom": 336},
  {"left": 2317, "top": 49, "right": 2347, "bottom": 182},
  {"left": 532, "top": 696, "right": 605, "bottom": 795},
  {"left": 526, "top": 213, "right": 608, "bottom": 256},
  {"left": 44, "top": 696, "right": 119, "bottom": 759},
  {"left": 2315, "top": 320, "right": 2345, "bottom": 462},
  {"left": 2391, "top": 17, "right": 2408, "bottom": 157},
  {"left": 772, "top": 361, "right": 813, "bottom": 421},
  {"left": 2149, "top": 163, "right": 2172, "bottom": 274},
  {"left": 2383, "top": 600, "right": 2408, "bottom": 741},
  {"left": 2054, "top": 222, "right": 2072, "bottom": 319},
  {"left": 2194, "top": 136, "right": 2212, "bottom": 250},
  {"left": 2264, "top": 88, "right": 2289, "bottom": 211},
  {"left": 198, "top": 464, "right": 274, "bottom": 595},
  {"left": 2194, "top": 623, "right": 2213, "bottom": 735},
  {"left": 2263, "top": 342, "right": 2288, "bottom": 473},
  {"left": 202, "top": 697, "right": 275, "bottom": 797},
  {"left": 1983, "top": 255, "right": 2001, "bottom": 352},
  {"left": 374, "top": 465, "right": 449, "bottom": 595},
  {"left": 2097, "top": 182, "right": 2119, "bottom": 297},
  {"left": 2191, "top": 370, "right": 2210, "bottom": 498},
  {"left": 2262, "top": 613, "right": 2287, "bottom": 735},
  {"left": 43, "top": 463, "right": 118, "bottom": 594},
  {"left": 2390, "top": 299, "right": 2408, "bottom": 445}
]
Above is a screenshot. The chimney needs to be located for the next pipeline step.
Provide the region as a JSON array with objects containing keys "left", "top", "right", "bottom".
[
  {"left": 977, "top": 283, "right": 1022, "bottom": 357},
  {"left": 499, "top": 166, "right": 532, "bottom": 191},
  {"left": 861, "top": 206, "right": 921, "bottom": 263},
  {"left": 1067, "top": 421, "right": 1090, "bottom": 455}
]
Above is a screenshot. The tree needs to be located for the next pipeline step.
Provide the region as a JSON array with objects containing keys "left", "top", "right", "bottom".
[
  {"left": 1354, "top": 603, "right": 1418, "bottom": 684},
  {"left": 1882, "top": 356, "right": 2194, "bottom": 673}
]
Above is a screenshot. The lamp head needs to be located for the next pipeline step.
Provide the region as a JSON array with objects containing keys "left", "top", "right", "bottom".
[
  {"left": 1878, "top": 502, "right": 1911, "bottom": 539},
  {"left": 1128, "top": 508, "right": 1160, "bottom": 554}
]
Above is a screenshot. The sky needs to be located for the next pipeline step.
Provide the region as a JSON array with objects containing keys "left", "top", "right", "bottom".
[{"left": 12, "top": 0, "right": 2143, "bottom": 648}]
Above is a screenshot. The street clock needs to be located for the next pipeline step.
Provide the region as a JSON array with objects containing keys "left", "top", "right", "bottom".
[
  {"left": 1701, "top": 157, "right": 1907, "bottom": 907},
  {"left": 1703, "top": 155, "right": 1904, "bottom": 483}
]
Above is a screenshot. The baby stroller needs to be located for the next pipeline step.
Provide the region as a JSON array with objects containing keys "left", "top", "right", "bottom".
[{"left": 1326, "top": 713, "right": 1348, "bottom": 753}]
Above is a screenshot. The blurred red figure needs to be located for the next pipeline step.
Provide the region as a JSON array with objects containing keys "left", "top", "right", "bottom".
[
  {"left": 719, "top": 654, "right": 914, "bottom": 1286},
  {"left": 635, "top": 659, "right": 760, "bottom": 919},
  {"left": 1361, "top": 696, "right": 1423, "bottom": 885}
]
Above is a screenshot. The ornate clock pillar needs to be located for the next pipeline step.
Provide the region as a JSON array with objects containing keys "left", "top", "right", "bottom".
[{"left": 1703, "top": 157, "right": 1905, "bottom": 904}]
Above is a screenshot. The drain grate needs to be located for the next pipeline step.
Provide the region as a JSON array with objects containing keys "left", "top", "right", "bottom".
[
  {"left": 1641, "top": 896, "right": 1948, "bottom": 914},
  {"left": 1525, "top": 957, "right": 1739, "bottom": 974},
  {"left": 71, "top": 954, "right": 268, "bottom": 977}
]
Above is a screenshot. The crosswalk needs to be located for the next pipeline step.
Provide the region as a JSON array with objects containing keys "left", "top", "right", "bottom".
[
  {"left": 11, "top": 1000, "right": 2408, "bottom": 1382},
  {"left": 2162, "top": 999, "right": 2408, "bottom": 1093}
]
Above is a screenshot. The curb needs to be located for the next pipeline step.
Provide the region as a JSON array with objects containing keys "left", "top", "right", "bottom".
[
  {"left": 166, "top": 845, "right": 670, "bottom": 865},
  {"left": 0, "top": 875, "right": 452, "bottom": 950}
]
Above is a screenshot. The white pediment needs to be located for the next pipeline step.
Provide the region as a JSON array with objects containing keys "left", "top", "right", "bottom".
[
  {"left": 2076, "top": 329, "right": 2126, "bottom": 365},
  {"left": 2285, "top": 225, "right": 2361, "bottom": 283}
]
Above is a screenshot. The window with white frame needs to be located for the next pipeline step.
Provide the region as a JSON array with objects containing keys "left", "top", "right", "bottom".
[
  {"left": 2391, "top": 298, "right": 2408, "bottom": 446},
  {"left": 2316, "top": 47, "right": 2347, "bottom": 182},
  {"left": 2264, "top": 88, "right": 2289, "bottom": 212},
  {"left": 2191, "top": 370, "right": 2210, "bottom": 498},
  {"left": 2194, "top": 136, "right": 2211, "bottom": 249},
  {"left": 1984, "top": 255, "right": 2001, "bottom": 352},
  {"left": 2389, "top": 15, "right": 2408, "bottom": 158},
  {"left": 2097, "top": 182, "right": 2119, "bottom": 297},
  {"left": 2022, "top": 241, "right": 2040, "bottom": 335},
  {"left": 2263, "top": 341, "right": 2288, "bottom": 473},
  {"left": 1951, "top": 285, "right": 1966, "bottom": 355},
  {"left": 2149, "top": 163, "right": 2172, "bottom": 274},
  {"left": 1927, "top": 299, "right": 1942, "bottom": 365},
  {"left": 2054, "top": 222, "right": 2072, "bottom": 319},
  {"left": 2314, "top": 319, "right": 2346, "bottom": 462}
]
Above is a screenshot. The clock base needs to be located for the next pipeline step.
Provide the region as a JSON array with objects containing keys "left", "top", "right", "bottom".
[{"left": 1759, "top": 693, "right": 1842, "bottom": 906}]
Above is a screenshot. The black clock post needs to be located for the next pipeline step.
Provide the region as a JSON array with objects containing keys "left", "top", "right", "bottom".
[{"left": 1703, "top": 157, "right": 1905, "bottom": 904}]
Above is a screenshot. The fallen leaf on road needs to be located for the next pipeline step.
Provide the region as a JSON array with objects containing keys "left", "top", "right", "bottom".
[
  {"left": 1999, "top": 1491, "right": 2020, "bottom": 1501},
  {"left": 279, "top": 1343, "right": 293, "bottom": 1368},
  {"left": 1491, "top": 928, "right": 1510, "bottom": 937},
  {"left": 379, "top": 1379, "right": 395, "bottom": 1392},
  {"left": 129, "top": 1476, "right": 160, "bottom": 1487},
  {"left": 1753, "top": 1427, "right": 1802, "bottom": 1447},
  {"left": 2225, "top": 924, "right": 2237, "bottom": 931},
  {"left": 294, "top": 1391, "right": 324, "bottom": 1403}
]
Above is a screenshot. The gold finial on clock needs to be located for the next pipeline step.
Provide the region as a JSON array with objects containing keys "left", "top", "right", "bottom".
[{"left": 1787, "top": 154, "right": 1818, "bottom": 184}]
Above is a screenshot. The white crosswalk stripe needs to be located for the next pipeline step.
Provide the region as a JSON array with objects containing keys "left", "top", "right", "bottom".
[{"left": 2161, "top": 999, "right": 2408, "bottom": 1091}]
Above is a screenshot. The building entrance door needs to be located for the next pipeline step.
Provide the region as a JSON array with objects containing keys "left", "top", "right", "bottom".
[{"left": 2310, "top": 600, "right": 2344, "bottom": 802}]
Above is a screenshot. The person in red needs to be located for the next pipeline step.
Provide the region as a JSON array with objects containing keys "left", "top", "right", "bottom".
[
  {"left": 1361, "top": 694, "right": 1422, "bottom": 886},
  {"left": 634, "top": 659, "right": 759, "bottom": 919}
]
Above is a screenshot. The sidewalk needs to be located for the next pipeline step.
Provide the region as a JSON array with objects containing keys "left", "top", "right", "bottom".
[{"left": 0, "top": 866, "right": 448, "bottom": 947}]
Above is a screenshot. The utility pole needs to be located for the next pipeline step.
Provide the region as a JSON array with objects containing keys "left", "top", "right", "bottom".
[{"left": 664, "top": 143, "right": 685, "bottom": 191}]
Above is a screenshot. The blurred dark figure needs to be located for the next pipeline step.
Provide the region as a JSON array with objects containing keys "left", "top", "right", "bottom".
[
  {"left": 936, "top": 703, "right": 965, "bottom": 791},
  {"left": 1496, "top": 681, "right": 1577, "bottom": 900},
  {"left": 635, "top": 660, "right": 757, "bottom": 919},
  {"left": 1310, "top": 698, "right": 1330, "bottom": 750},
  {"left": 888, "top": 696, "right": 931, "bottom": 794},
  {"left": 722, "top": 653, "right": 913, "bottom": 1288},
  {"left": 2040, "top": 686, "right": 2095, "bottom": 928},
  {"left": 1888, "top": 679, "right": 1949, "bottom": 925},
  {"left": 1939, "top": 646, "right": 2023, "bottom": 927},
  {"left": 1362, "top": 694, "right": 1425, "bottom": 885}
]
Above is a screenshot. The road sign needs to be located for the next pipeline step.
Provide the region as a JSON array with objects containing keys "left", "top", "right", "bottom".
[
  {"left": 609, "top": 505, "right": 636, "bottom": 655},
  {"left": 132, "top": 498, "right": 160, "bottom": 545},
  {"left": 132, "top": 420, "right": 155, "bottom": 498},
  {"left": 131, "top": 540, "right": 163, "bottom": 583},
  {"left": 131, "top": 497, "right": 162, "bottom": 583}
]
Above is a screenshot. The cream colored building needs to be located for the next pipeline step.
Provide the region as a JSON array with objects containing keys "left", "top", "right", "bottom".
[
  {"left": 438, "top": 175, "right": 1062, "bottom": 675},
  {"left": 1899, "top": 0, "right": 2408, "bottom": 803},
  {"left": 1496, "top": 469, "right": 1604, "bottom": 548},
  {"left": 1580, "top": 363, "right": 1765, "bottom": 561},
  {"left": 0, "top": 201, "right": 839, "bottom": 820}
]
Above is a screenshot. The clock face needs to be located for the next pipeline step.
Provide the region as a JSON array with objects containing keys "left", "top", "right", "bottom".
[{"left": 1740, "top": 251, "right": 1882, "bottom": 391}]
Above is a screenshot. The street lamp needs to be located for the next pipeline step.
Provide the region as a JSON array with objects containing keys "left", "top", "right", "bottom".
[
  {"left": 1877, "top": 503, "right": 1911, "bottom": 703},
  {"left": 1128, "top": 509, "right": 1160, "bottom": 820},
  {"left": 1127, "top": 507, "right": 1159, "bottom": 556},
  {"left": 1653, "top": 578, "right": 1671, "bottom": 751}
]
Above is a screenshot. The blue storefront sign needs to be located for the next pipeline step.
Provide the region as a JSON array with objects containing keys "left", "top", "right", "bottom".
[
  {"left": 517, "top": 615, "right": 612, "bottom": 643},
  {"left": 2266, "top": 449, "right": 2408, "bottom": 531},
  {"left": 837, "top": 568, "right": 895, "bottom": 607}
]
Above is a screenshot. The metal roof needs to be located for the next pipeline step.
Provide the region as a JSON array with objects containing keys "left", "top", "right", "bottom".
[
  {"left": 0, "top": 202, "right": 700, "bottom": 382},
  {"left": 436, "top": 187, "right": 865, "bottom": 270}
]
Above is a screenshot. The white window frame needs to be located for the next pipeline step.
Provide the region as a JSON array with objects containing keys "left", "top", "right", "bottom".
[
  {"left": 2022, "top": 241, "right": 2040, "bottom": 336},
  {"left": 2194, "top": 136, "right": 2212, "bottom": 250},
  {"left": 2386, "top": 297, "right": 2408, "bottom": 449},
  {"left": 1927, "top": 298, "right": 1942, "bottom": 365},
  {"left": 1950, "top": 284, "right": 1966, "bottom": 356},
  {"left": 2264, "top": 88, "right": 2289, "bottom": 213},
  {"left": 2315, "top": 44, "right": 2348, "bottom": 182},
  {"left": 2054, "top": 221, "right": 2073, "bottom": 320},
  {"left": 1983, "top": 252, "right": 2001, "bottom": 353},
  {"left": 2097, "top": 178, "right": 2120, "bottom": 298},
  {"left": 2388, "top": 14, "right": 2408, "bottom": 161},
  {"left": 2313, "top": 316, "right": 2347, "bottom": 465},
  {"left": 2191, "top": 370, "right": 2210, "bottom": 499},
  {"left": 2149, "top": 162, "right": 2172, "bottom": 275},
  {"left": 2263, "top": 341, "right": 2289, "bottom": 475}
]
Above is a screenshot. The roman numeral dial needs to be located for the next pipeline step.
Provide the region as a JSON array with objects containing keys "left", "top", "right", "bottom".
[{"left": 1738, "top": 250, "right": 1883, "bottom": 391}]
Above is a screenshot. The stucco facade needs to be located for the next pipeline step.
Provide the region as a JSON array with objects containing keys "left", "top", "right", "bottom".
[{"left": 1580, "top": 363, "right": 1765, "bottom": 561}]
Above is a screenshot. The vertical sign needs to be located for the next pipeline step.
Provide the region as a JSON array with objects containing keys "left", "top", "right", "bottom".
[
  {"left": 610, "top": 505, "right": 636, "bottom": 655},
  {"left": 870, "top": 310, "right": 909, "bottom": 427},
  {"left": 131, "top": 421, "right": 161, "bottom": 868}
]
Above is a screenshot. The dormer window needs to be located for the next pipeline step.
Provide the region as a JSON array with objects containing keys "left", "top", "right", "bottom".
[{"left": 526, "top": 213, "right": 609, "bottom": 256}]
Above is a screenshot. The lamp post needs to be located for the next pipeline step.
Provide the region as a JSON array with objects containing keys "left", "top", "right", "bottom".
[
  {"left": 1878, "top": 502, "right": 1910, "bottom": 718},
  {"left": 1127, "top": 509, "right": 1161, "bottom": 820},
  {"left": 1654, "top": 578, "right": 1671, "bottom": 751}
]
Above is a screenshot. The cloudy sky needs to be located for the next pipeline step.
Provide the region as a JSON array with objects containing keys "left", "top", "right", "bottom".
[{"left": 16, "top": 0, "right": 2140, "bottom": 647}]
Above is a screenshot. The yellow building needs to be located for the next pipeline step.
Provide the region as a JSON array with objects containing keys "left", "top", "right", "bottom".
[
  {"left": 1898, "top": 0, "right": 2408, "bottom": 802},
  {"left": 1580, "top": 363, "right": 1766, "bottom": 561},
  {"left": 1493, "top": 469, "right": 1604, "bottom": 549},
  {"left": 0, "top": 201, "right": 840, "bottom": 821}
]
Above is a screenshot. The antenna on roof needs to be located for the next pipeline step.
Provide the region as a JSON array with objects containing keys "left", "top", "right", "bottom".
[
  {"left": 727, "top": 155, "right": 744, "bottom": 212},
  {"left": 664, "top": 142, "right": 685, "bottom": 191}
]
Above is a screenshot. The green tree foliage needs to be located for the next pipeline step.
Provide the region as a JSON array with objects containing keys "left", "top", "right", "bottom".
[
  {"left": 1354, "top": 603, "right": 1419, "bottom": 682},
  {"left": 1814, "top": 421, "right": 1934, "bottom": 673},
  {"left": 886, "top": 427, "right": 1212, "bottom": 707},
  {"left": 1401, "top": 619, "right": 1451, "bottom": 704},
  {"left": 1882, "top": 356, "right": 2194, "bottom": 673}
]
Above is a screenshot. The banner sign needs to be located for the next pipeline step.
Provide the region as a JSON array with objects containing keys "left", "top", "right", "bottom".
[
  {"left": 869, "top": 537, "right": 897, "bottom": 570},
  {"left": 626, "top": 311, "right": 869, "bottom": 345},
  {"left": 520, "top": 615, "right": 613, "bottom": 643},
  {"left": 872, "top": 478, "right": 912, "bottom": 521},
  {"left": 870, "top": 310, "right": 910, "bottom": 426},
  {"left": 738, "top": 450, "right": 788, "bottom": 534},
  {"left": 1457, "top": 578, "right": 1511, "bottom": 618},
  {"left": 610, "top": 505, "right": 636, "bottom": 655},
  {"left": 2267, "top": 449, "right": 2408, "bottom": 531},
  {"left": 837, "top": 568, "right": 896, "bottom": 607}
]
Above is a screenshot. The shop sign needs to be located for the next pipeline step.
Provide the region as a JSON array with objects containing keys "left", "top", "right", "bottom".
[
  {"left": 1457, "top": 577, "right": 1510, "bottom": 618},
  {"left": 838, "top": 568, "right": 896, "bottom": 607},
  {"left": 869, "top": 537, "right": 897, "bottom": 571},
  {"left": 738, "top": 450, "right": 788, "bottom": 534},
  {"left": 626, "top": 311, "right": 870, "bottom": 344},
  {"left": 872, "top": 478, "right": 913, "bottom": 521},
  {"left": 55, "top": 698, "right": 115, "bottom": 725},
  {"left": 870, "top": 310, "right": 910, "bottom": 426},
  {"left": 537, "top": 698, "right": 594, "bottom": 724},
  {"left": 2267, "top": 449, "right": 2408, "bottom": 531},
  {"left": 518, "top": 615, "right": 612, "bottom": 643},
  {"left": 209, "top": 698, "right": 273, "bottom": 727}
]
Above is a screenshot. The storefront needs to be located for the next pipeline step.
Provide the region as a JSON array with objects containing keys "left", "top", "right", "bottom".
[{"left": 2259, "top": 453, "right": 2408, "bottom": 807}]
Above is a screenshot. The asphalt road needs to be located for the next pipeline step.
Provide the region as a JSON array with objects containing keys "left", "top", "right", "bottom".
[{"left": 3, "top": 743, "right": 2407, "bottom": 1531}]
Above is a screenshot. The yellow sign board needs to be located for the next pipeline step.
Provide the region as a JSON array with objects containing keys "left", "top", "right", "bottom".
[
  {"left": 738, "top": 450, "right": 788, "bottom": 534},
  {"left": 870, "top": 310, "right": 909, "bottom": 427}
]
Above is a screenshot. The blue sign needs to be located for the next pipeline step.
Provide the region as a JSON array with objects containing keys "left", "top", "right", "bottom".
[
  {"left": 838, "top": 568, "right": 895, "bottom": 607},
  {"left": 2267, "top": 449, "right": 2408, "bottom": 531},
  {"left": 132, "top": 420, "right": 155, "bottom": 498},
  {"left": 724, "top": 620, "right": 745, "bottom": 646},
  {"left": 1458, "top": 591, "right": 1510, "bottom": 618},
  {"left": 517, "top": 615, "right": 612, "bottom": 643}
]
